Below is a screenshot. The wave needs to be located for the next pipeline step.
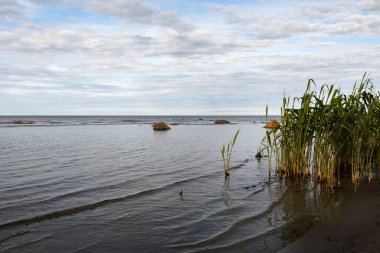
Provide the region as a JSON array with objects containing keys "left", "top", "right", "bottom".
[
  {"left": 3, "top": 235, "right": 51, "bottom": 251},
  {"left": 0, "top": 162, "right": 223, "bottom": 214},
  {"left": 168, "top": 186, "right": 290, "bottom": 249},
  {"left": 165, "top": 178, "right": 281, "bottom": 245},
  {"left": 0, "top": 231, "right": 29, "bottom": 245},
  {"left": 187, "top": 214, "right": 317, "bottom": 253},
  {"left": 0, "top": 170, "right": 225, "bottom": 230},
  {"left": 0, "top": 193, "right": 150, "bottom": 230},
  {"left": 171, "top": 186, "right": 267, "bottom": 231}
]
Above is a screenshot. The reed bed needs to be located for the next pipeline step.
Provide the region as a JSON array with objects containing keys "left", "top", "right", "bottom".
[{"left": 261, "top": 75, "right": 380, "bottom": 189}]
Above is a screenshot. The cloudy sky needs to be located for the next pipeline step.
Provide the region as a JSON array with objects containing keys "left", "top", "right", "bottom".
[{"left": 1, "top": 0, "right": 379, "bottom": 115}]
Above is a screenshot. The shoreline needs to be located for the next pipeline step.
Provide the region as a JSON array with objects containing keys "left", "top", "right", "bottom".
[{"left": 280, "top": 180, "right": 380, "bottom": 253}]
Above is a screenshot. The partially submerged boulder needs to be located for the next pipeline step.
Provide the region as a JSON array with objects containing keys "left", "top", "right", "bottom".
[
  {"left": 152, "top": 122, "right": 171, "bottom": 131},
  {"left": 214, "top": 119, "right": 231, "bottom": 124},
  {"left": 12, "top": 120, "right": 34, "bottom": 124},
  {"left": 264, "top": 120, "right": 279, "bottom": 129}
]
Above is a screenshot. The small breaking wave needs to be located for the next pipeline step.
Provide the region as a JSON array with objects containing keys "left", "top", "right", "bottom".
[
  {"left": 168, "top": 186, "right": 289, "bottom": 249},
  {"left": 0, "top": 171, "right": 223, "bottom": 230}
]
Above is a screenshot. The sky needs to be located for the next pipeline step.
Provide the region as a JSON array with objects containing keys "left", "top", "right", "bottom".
[{"left": 0, "top": 0, "right": 380, "bottom": 115}]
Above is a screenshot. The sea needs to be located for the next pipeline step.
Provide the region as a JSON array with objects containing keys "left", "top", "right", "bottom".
[{"left": 0, "top": 116, "right": 338, "bottom": 252}]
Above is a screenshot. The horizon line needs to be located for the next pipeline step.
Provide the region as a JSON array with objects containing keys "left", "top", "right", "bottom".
[{"left": 0, "top": 114, "right": 281, "bottom": 117}]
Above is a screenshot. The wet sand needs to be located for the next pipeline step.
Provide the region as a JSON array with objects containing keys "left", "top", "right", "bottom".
[{"left": 280, "top": 181, "right": 380, "bottom": 253}]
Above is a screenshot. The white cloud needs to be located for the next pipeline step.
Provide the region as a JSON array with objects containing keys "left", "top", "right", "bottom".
[
  {"left": 358, "top": 0, "right": 380, "bottom": 12},
  {"left": 208, "top": 1, "right": 380, "bottom": 39},
  {"left": 0, "top": 0, "right": 379, "bottom": 115},
  {"left": 81, "top": 0, "right": 193, "bottom": 32},
  {"left": 0, "top": 0, "right": 25, "bottom": 22}
]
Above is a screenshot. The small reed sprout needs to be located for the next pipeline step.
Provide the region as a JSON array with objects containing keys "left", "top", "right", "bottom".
[
  {"left": 261, "top": 74, "right": 380, "bottom": 189},
  {"left": 221, "top": 130, "right": 240, "bottom": 177}
]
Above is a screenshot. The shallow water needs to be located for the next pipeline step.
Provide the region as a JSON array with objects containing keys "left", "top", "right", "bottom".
[{"left": 0, "top": 116, "right": 337, "bottom": 252}]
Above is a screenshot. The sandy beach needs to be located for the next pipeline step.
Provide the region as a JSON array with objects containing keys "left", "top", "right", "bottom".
[{"left": 280, "top": 181, "right": 380, "bottom": 253}]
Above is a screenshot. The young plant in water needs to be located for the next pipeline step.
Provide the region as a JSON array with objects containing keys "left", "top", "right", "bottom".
[{"left": 221, "top": 130, "right": 240, "bottom": 178}]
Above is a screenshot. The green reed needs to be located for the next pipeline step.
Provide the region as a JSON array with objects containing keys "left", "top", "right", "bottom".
[
  {"left": 222, "top": 130, "right": 240, "bottom": 177},
  {"left": 261, "top": 74, "right": 380, "bottom": 189}
]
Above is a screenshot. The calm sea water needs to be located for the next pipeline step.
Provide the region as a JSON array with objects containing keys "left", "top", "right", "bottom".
[{"left": 0, "top": 116, "right": 336, "bottom": 252}]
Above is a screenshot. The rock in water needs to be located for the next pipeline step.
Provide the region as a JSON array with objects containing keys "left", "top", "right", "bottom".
[
  {"left": 255, "top": 151, "right": 262, "bottom": 159},
  {"left": 264, "top": 120, "right": 279, "bottom": 129},
  {"left": 152, "top": 122, "right": 171, "bottom": 131},
  {"left": 214, "top": 119, "right": 231, "bottom": 124}
]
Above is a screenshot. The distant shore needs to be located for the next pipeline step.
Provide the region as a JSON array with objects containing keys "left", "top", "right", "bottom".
[{"left": 280, "top": 181, "right": 380, "bottom": 253}]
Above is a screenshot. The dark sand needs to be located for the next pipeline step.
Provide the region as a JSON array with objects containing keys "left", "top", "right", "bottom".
[{"left": 280, "top": 181, "right": 380, "bottom": 253}]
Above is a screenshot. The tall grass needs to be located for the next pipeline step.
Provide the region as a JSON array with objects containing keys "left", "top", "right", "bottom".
[{"left": 261, "top": 74, "right": 380, "bottom": 189}]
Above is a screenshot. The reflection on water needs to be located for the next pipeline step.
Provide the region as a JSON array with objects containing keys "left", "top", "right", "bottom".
[
  {"left": 0, "top": 117, "right": 341, "bottom": 253},
  {"left": 278, "top": 180, "right": 342, "bottom": 248}
]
